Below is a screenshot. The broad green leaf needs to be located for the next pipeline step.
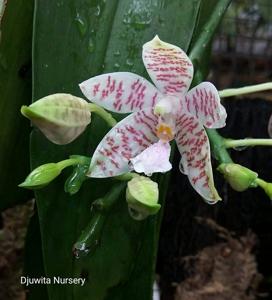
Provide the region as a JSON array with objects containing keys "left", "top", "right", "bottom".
[
  {"left": 0, "top": 0, "right": 33, "bottom": 210},
  {"left": 30, "top": 0, "right": 229, "bottom": 299},
  {"left": 24, "top": 210, "right": 49, "bottom": 300}
]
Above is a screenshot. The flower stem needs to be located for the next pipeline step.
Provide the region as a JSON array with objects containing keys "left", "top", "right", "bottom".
[
  {"left": 224, "top": 138, "right": 272, "bottom": 149},
  {"left": 88, "top": 103, "right": 117, "bottom": 127},
  {"left": 219, "top": 82, "right": 272, "bottom": 98},
  {"left": 57, "top": 156, "right": 90, "bottom": 170},
  {"left": 206, "top": 129, "right": 233, "bottom": 164},
  {"left": 255, "top": 178, "right": 267, "bottom": 190},
  {"left": 114, "top": 173, "right": 139, "bottom": 181}
]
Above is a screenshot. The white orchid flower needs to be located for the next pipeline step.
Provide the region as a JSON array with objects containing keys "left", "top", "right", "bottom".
[{"left": 79, "top": 36, "right": 227, "bottom": 203}]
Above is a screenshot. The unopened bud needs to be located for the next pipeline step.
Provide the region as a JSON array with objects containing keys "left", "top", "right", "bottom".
[
  {"left": 217, "top": 163, "right": 258, "bottom": 192},
  {"left": 126, "top": 176, "right": 160, "bottom": 221},
  {"left": 19, "top": 163, "right": 61, "bottom": 189},
  {"left": 21, "top": 93, "right": 91, "bottom": 145}
]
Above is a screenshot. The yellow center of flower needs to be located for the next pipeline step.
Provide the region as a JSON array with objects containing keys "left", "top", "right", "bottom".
[{"left": 156, "top": 123, "right": 174, "bottom": 142}]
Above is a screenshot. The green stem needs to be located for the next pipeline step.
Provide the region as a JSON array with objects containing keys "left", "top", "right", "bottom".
[
  {"left": 114, "top": 172, "right": 139, "bottom": 181},
  {"left": 56, "top": 156, "right": 89, "bottom": 170},
  {"left": 255, "top": 178, "right": 267, "bottom": 190},
  {"left": 224, "top": 138, "right": 272, "bottom": 149},
  {"left": 219, "top": 82, "right": 272, "bottom": 98},
  {"left": 73, "top": 183, "right": 126, "bottom": 258},
  {"left": 206, "top": 129, "right": 233, "bottom": 164},
  {"left": 88, "top": 103, "right": 117, "bottom": 127}
]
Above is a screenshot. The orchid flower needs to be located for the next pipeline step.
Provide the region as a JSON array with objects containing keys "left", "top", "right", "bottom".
[{"left": 79, "top": 36, "right": 227, "bottom": 203}]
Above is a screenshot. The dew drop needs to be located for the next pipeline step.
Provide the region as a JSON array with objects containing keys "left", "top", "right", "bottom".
[
  {"left": 233, "top": 138, "right": 252, "bottom": 151},
  {"left": 204, "top": 199, "right": 218, "bottom": 205},
  {"left": 88, "top": 37, "right": 95, "bottom": 53},
  {"left": 94, "top": 5, "right": 101, "bottom": 17},
  {"left": 126, "top": 58, "right": 134, "bottom": 67},
  {"left": 128, "top": 207, "right": 147, "bottom": 221},
  {"left": 75, "top": 13, "right": 87, "bottom": 36},
  {"left": 114, "top": 63, "right": 120, "bottom": 70},
  {"left": 114, "top": 50, "right": 121, "bottom": 57},
  {"left": 268, "top": 114, "right": 272, "bottom": 138},
  {"left": 233, "top": 145, "right": 248, "bottom": 151},
  {"left": 179, "top": 159, "right": 186, "bottom": 174},
  {"left": 73, "top": 242, "right": 90, "bottom": 259}
]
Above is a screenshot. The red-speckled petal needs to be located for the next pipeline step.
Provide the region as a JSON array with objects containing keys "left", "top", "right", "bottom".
[
  {"left": 175, "top": 113, "right": 221, "bottom": 203},
  {"left": 88, "top": 108, "right": 159, "bottom": 177},
  {"left": 142, "top": 36, "right": 193, "bottom": 96},
  {"left": 183, "top": 82, "right": 227, "bottom": 128},
  {"left": 79, "top": 72, "right": 163, "bottom": 113}
]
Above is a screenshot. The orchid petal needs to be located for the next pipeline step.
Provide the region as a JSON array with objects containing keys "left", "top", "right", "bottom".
[
  {"left": 184, "top": 82, "right": 227, "bottom": 128},
  {"left": 88, "top": 108, "right": 159, "bottom": 177},
  {"left": 130, "top": 140, "right": 172, "bottom": 175},
  {"left": 175, "top": 113, "right": 221, "bottom": 203},
  {"left": 79, "top": 72, "right": 163, "bottom": 113},
  {"left": 142, "top": 35, "right": 193, "bottom": 96}
]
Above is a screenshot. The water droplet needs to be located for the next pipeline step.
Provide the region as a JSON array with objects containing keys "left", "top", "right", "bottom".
[
  {"left": 123, "top": 5, "right": 152, "bottom": 30},
  {"left": 233, "top": 138, "right": 252, "bottom": 151},
  {"left": 88, "top": 37, "right": 95, "bottom": 53},
  {"left": 56, "top": 1, "right": 64, "bottom": 7},
  {"left": 268, "top": 115, "right": 272, "bottom": 137},
  {"left": 128, "top": 207, "right": 147, "bottom": 221},
  {"left": 233, "top": 145, "right": 248, "bottom": 151},
  {"left": 44, "top": 64, "right": 49, "bottom": 68},
  {"left": 126, "top": 58, "right": 134, "bottom": 67},
  {"left": 94, "top": 5, "right": 101, "bottom": 16},
  {"left": 114, "top": 63, "right": 120, "bottom": 70},
  {"left": 179, "top": 159, "right": 187, "bottom": 174},
  {"left": 114, "top": 50, "right": 121, "bottom": 57},
  {"left": 73, "top": 242, "right": 90, "bottom": 259},
  {"left": 204, "top": 199, "right": 218, "bottom": 205},
  {"left": 75, "top": 13, "right": 87, "bottom": 36}
]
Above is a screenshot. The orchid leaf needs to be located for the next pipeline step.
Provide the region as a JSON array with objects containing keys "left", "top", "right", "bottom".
[
  {"left": 29, "top": 0, "right": 230, "bottom": 299},
  {"left": 0, "top": 0, "right": 33, "bottom": 210}
]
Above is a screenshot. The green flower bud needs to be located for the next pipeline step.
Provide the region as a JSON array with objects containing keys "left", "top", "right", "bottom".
[
  {"left": 19, "top": 163, "right": 61, "bottom": 189},
  {"left": 21, "top": 93, "right": 91, "bottom": 145},
  {"left": 126, "top": 176, "right": 160, "bottom": 221},
  {"left": 64, "top": 161, "right": 90, "bottom": 195},
  {"left": 217, "top": 163, "right": 258, "bottom": 192}
]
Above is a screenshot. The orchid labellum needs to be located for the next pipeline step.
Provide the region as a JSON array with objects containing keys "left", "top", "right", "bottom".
[{"left": 79, "top": 36, "right": 227, "bottom": 203}]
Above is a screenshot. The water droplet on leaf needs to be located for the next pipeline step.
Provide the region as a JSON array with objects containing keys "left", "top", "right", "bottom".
[
  {"left": 75, "top": 13, "right": 87, "bottom": 36},
  {"left": 94, "top": 5, "right": 101, "bottom": 16},
  {"left": 126, "top": 58, "right": 134, "bottom": 67},
  {"left": 114, "top": 50, "right": 121, "bottom": 57},
  {"left": 73, "top": 242, "right": 90, "bottom": 259},
  {"left": 114, "top": 63, "right": 120, "bottom": 70},
  {"left": 88, "top": 37, "right": 95, "bottom": 53}
]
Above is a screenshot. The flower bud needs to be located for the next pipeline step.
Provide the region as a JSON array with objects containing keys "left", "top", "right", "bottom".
[
  {"left": 21, "top": 93, "right": 91, "bottom": 145},
  {"left": 19, "top": 163, "right": 61, "bottom": 189},
  {"left": 217, "top": 163, "right": 258, "bottom": 192},
  {"left": 126, "top": 176, "right": 160, "bottom": 221}
]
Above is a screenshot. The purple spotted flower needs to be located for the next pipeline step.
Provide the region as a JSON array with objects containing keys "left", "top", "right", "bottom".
[{"left": 79, "top": 36, "right": 227, "bottom": 203}]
